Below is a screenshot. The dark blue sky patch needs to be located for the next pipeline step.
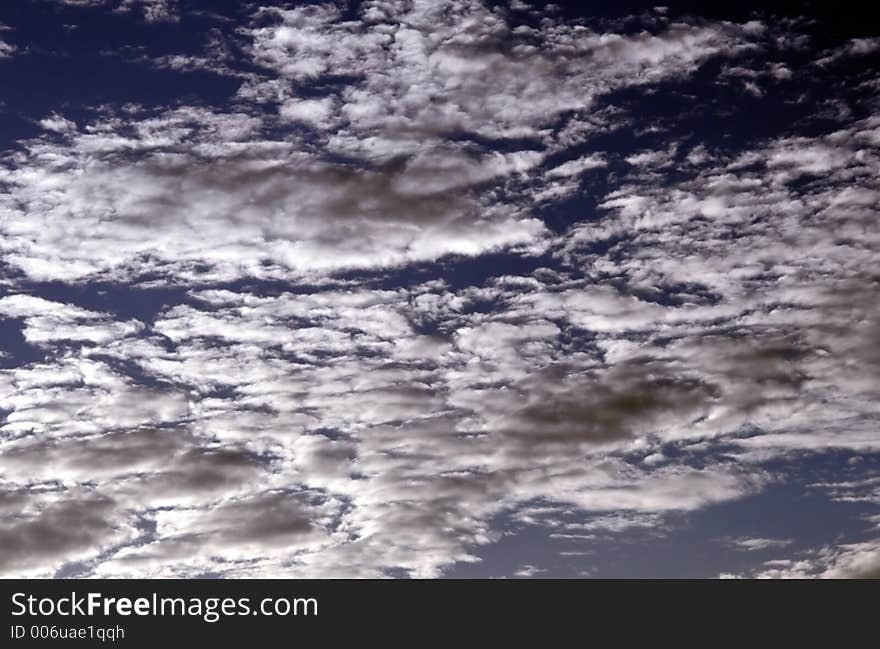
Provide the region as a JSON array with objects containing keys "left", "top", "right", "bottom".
[
  {"left": 0, "top": 317, "right": 46, "bottom": 368},
  {"left": 446, "top": 451, "right": 880, "bottom": 578},
  {"left": 19, "top": 281, "right": 191, "bottom": 323}
]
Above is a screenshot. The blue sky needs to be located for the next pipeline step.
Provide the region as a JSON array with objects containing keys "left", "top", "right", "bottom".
[{"left": 1, "top": 0, "right": 879, "bottom": 578}]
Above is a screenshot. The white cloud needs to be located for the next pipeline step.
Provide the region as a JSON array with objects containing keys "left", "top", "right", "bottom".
[
  {"left": 0, "top": 2, "right": 771, "bottom": 284},
  {"left": 0, "top": 109, "right": 547, "bottom": 282},
  {"left": 39, "top": 113, "right": 78, "bottom": 135},
  {"left": 55, "top": 0, "right": 179, "bottom": 23},
  {"left": 730, "top": 537, "right": 793, "bottom": 552},
  {"left": 117, "top": 0, "right": 178, "bottom": 23},
  {"left": 278, "top": 96, "right": 336, "bottom": 127},
  {"left": 742, "top": 540, "right": 880, "bottom": 579},
  {"left": 248, "top": 1, "right": 763, "bottom": 156},
  {"left": 0, "top": 294, "right": 143, "bottom": 345},
  {"left": 545, "top": 154, "right": 607, "bottom": 178}
]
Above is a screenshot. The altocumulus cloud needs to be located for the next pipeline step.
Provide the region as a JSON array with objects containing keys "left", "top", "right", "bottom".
[{"left": 0, "top": 0, "right": 879, "bottom": 578}]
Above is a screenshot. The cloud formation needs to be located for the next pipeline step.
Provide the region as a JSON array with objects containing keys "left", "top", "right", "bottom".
[{"left": 0, "top": 0, "right": 878, "bottom": 578}]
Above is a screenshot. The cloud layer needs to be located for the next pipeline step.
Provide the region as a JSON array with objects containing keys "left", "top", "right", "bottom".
[{"left": 1, "top": 0, "right": 879, "bottom": 578}]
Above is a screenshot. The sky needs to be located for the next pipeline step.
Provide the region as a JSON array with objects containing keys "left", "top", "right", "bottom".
[{"left": 0, "top": 0, "right": 878, "bottom": 579}]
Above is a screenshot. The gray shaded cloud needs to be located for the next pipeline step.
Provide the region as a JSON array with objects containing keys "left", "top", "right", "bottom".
[
  {"left": 495, "top": 363, "right": 715, "bottom": 449},
  {"left": 0, "top": 493, "right": 133, "bottom": 576}
]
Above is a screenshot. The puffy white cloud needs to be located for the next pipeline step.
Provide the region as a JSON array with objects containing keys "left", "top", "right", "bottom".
[
  {"left": 278, "top": 96, "right": 336, "bottom": 128},
  {"left": 0, "top": 295, "right": 143, "bottom": 345},
  {"left": 39, "top": 114, "right": 78, "bottom": 135},
  {"left": 246, "top": 1, "right": 762, "bottom": 157}
]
